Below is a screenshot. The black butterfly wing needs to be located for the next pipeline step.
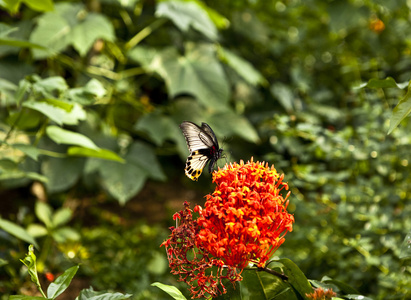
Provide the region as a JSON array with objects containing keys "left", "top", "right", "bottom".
[
  {"left": 200, "top": 122, "right": 220, "bottom": 149},
  {"left": 179, "top": 121, "right": 215, "bottom": 152},
  {"left": 179, "top": 121, "right": 222, "bottom": 181}
]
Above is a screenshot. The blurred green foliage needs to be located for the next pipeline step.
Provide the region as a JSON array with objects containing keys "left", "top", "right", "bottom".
[{"left": 1, "top": 0, "right": 411, "bottom": 299}]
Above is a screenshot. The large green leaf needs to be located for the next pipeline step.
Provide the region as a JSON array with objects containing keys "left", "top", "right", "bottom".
[
  {"left": 388, "top": 82, "right": 411, "bottom": 134},
  {"left": 30, "top": 13, "right": 72, "bottom": 59},
  {"left": 22, "top": 100, "right": 86, "bottom": 125},
  {"left": 357, "top": 77, "right": 407, "bottom": 89},
  {"left": 134, "top": 112, "right": 187, "bottom": 159},
  {"left": 32, "top": 76, "right": 69, "bottom": 96},
  {"left": 126, "top": 141, "right": 166, "bottom": 181},
  {"left": 219, "top": 47, "right": 266, "bottom": 86},
  {"left": 7, "top": 109, "right": 42, "bottom": 130},
  {"left": 279, "top": 258, "right": 313, "bottom": 298},
  {"left": 207, "top": 112, "right": 259, "bottom": 143},
  {"left": 156, "top": 0, "right": 218, "bottom": 40},
  {"left": 234, "top": 268, "right": 297, "bottom": 300},
  {"left": 41, "top": 156, "right": 84, "bottom": 194},
  {"left": 0, "top": 218, "right": 38, "bottom": 248},
  {"left": 89, "top": 158, "right": 148, "bottom": 205},
  {"left": 151, "top": 282, "right": 187, "bottom": 300},
  {"left": 46, "top": 126, "right": 99, "bottom": 150},
  {"left": 71, "top": 13, "right": 115, "bottom": 57},
  {"left": 150, "top": 44, "right": 230, "bottom": 110},
  {"left": 47, "top": 265, "right": 79, "bottom": 299},
  {"left": 134, "top": 113, "right": 180, "bottom": 146}
]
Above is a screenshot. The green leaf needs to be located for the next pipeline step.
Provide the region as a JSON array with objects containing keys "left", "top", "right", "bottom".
[
  {"left": 83, "top": 78, "right": 106, "bottom": 98},
  {"left": 33, "top": 76, "right": 69, "bottom": 96},
  {"left": 357, "top": 77, "right": 407, "bottom": 89},
  {"left": 271, "top": 82, "right": 295, "bottom": 113},
  {"left": 90, "top": 159, "right": 148, "bottom": 205},
  {"left": 7, "top": 109, "right": 42, "bottom": 130},
  {"left": 219, "top": 47, "right": 266, "bottom": 86},
  {"left": 46, "top": 126, "right": 99, "bottom": 150},
  {"left": 0, "top": 158, "right": 48, "bottom": 182},
  {"left": 399, "top": 230, "right": 411, "bottom": 260},
  {"left": 316, "top": 277, "right": 359, "bottom": 295},
  {"left": 239, "top": 269, "right": 297, "bottom": 300},
  {"left": 22, "top": 101, "right": 86, "bottom": 126},
  {"left": 126, "top": 141, "right": 166, "bottom": 181},
  {"left": 52, "top": 227, "right": 81, "bottom": 243},
  {"left": 67, "top": 146, "right": 125, "bottom": 163},
  {"left": 388, "top": 82, "right": 411, "bottom": 134},
  {"left": 1, "top": 0, "right": 53, "bottom": 14},
  {"left": 71, "top": 13, "right": 115, "bottom": 57},
  {"left": 134, "top": 113, "right": 180, "bottom": 146},
  {"left": 156, "top": 0, "right": 218, "bottom": 40},
  {"left": 11, "top": 144, "right": 41, "bottom": 161},
  {"left": 52, "top": 207, "right": 72, "bottom": 228},
  {"left": 189, "top": 0, "right": 229, "bottom": 29},
  {"left": 47, "top": 265, "right": 79, "bottom": 299},
  {"left": 279, "top": 258, "right": 313, "bottom": 298},
  {"left": 207, "top": 112, "right": 260, "bottom": 143},
  {"left": 29, "top": 13, "right": 71, "bottom": 59},
  {"left": 23, "top": 0, "right": 54, "bottom": 12},
  {"left": 151, "top": 282, "right": 187, "bottom": 300},
  {"left": 77, "top": 287, "right": 133, "bottom": 300},
  {"left": 35, "top": 201, "right": 53, "bottom": 228},
  {"left": 0, "top": 218, "right": 38, "bottom": 248},
  {"left": 0, "top": 258, "right": 8, "bottom": 268},
  {"left": 41, "top": 156, "right": 84, "bottom": 194},
  {"left": 26, "top": 224, "right": 48, "bottom": 238},
  {"left": 150, "top": 44, "right": 230, "bottom": 110}
]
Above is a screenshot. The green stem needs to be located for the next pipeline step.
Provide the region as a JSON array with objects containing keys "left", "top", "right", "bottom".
[{"left": 125, "top": 18, "right": 167, "bottom": 50}]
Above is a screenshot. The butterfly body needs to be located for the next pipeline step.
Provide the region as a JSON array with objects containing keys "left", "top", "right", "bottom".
[{"left": 179, "top": 121, "right": 223, "bottom": 181}]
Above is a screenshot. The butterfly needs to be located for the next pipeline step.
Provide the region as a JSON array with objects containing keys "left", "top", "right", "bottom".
[{"left": 179, "top": 121, "right": 223, "bottom": 181}]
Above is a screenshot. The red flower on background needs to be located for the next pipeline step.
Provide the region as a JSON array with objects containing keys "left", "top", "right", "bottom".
[
  {"left": 161, "top": 158, "right": 294, "bottom": 298},
  {"left": 195, "top": 158, "right": 294, "bottom": 269}
]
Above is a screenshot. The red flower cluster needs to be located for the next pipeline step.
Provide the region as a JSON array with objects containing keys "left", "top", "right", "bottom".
[
  {"left": 160, "top": 202, "right": 239, "bottom": 298},
  {"left": 195, "top": 158, "right": 294, "bottom": 269},
  {"left": 161, "top": 158, "right": 294, "bottom": 298}
]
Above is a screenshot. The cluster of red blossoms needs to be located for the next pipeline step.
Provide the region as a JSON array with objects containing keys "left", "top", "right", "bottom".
[
  {"left": 306, "top": 287, "right": 337, "bottom": 300},
  {"left": 161, "top": 158, "right": 295, "bottom": 298}
]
